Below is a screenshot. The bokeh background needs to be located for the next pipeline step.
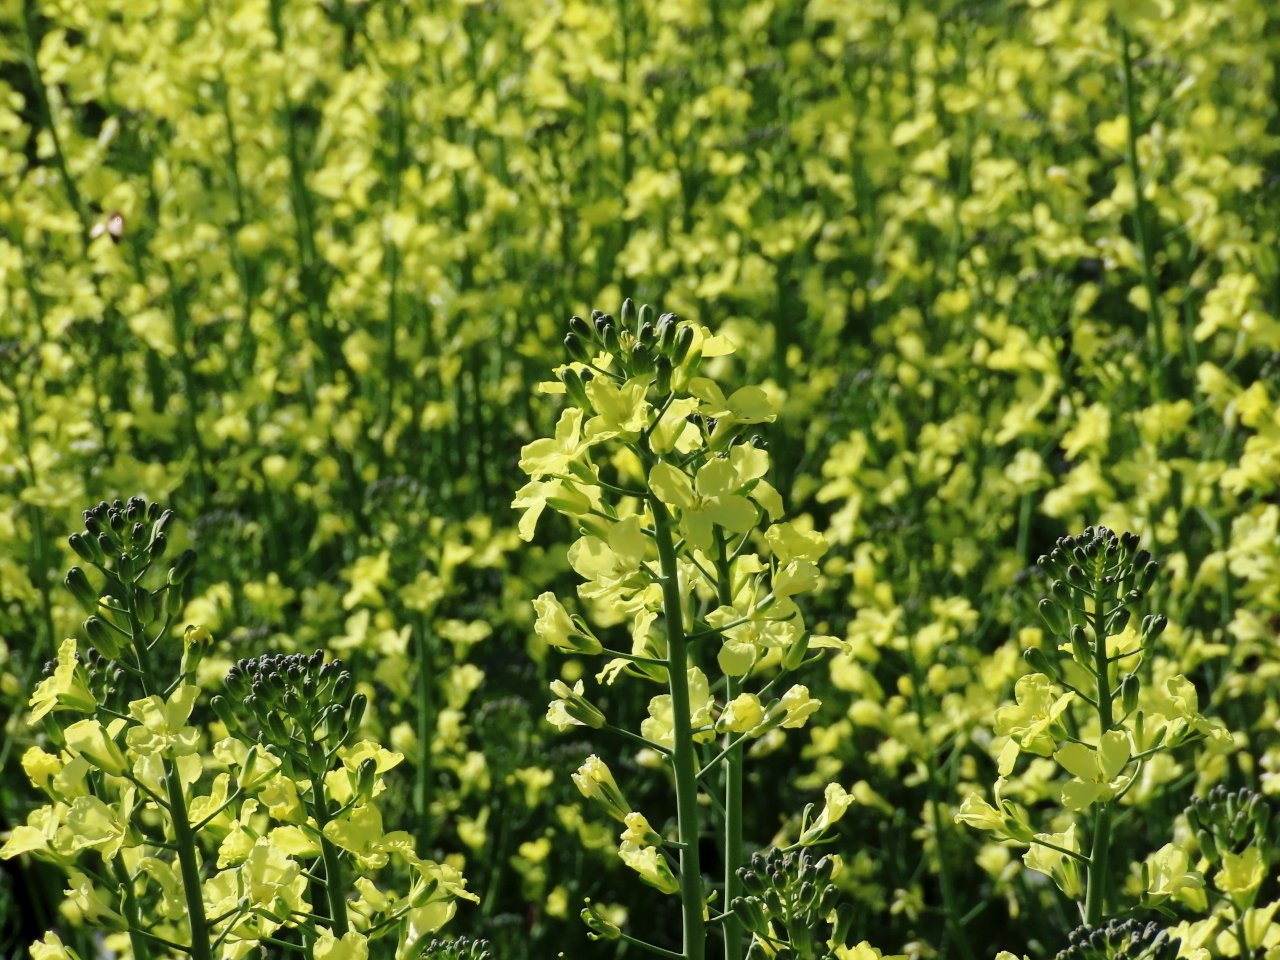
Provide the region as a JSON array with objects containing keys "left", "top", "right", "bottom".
[{"left": 2, "top": 0, "right": 1279, "bottom": 956}]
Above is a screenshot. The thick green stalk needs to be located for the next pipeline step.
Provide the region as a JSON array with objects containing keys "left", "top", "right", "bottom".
[
  {"left": 111, "top": 859, "right": 154, "bottom": 960},
  {"left": 651, "top": 497, "right": 706, "bottom": 960},
  {"left": 713, "top": 537, "right": 744, "bottom": 960},
  {"left": 310, "top": 789, "right": 351, "bottom": 936},
  {"left": 128, "top": 595, "right": 213, "bottom": 960},
  {"left": 164, "top": 764, "right": 214, "bottom": 960},
  {"left": 722, "top": 674, "right": 744, "bottom": 960},
  {"left": 1084, "top": 573, "right": 1115, "bottom": 925}
]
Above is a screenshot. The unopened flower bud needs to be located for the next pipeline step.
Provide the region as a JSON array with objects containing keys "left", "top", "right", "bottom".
[
  {"left": 83, "top": 616, "right": 123, "bottom": 659},
  {"left": 581, "top": 900, "right": 621, "bottom": 941},
  {"left": 65, "top": 567, "right": 99, "bottom": 615},
  {"left": 572, "top": 755, "right": 631, "bottom": 822}
]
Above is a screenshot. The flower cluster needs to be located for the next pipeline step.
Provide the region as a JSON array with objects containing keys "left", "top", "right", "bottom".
[
  {"left": 3, "top": 501, "right": 475, "bottom": 959},
  {"left": 519, "top": 303, "right": 865, "bottom": 959}
]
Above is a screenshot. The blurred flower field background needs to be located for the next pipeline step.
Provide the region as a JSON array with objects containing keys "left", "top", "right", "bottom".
[{"left": 2, "top": 0, "right": 1280, "bottom": 957}]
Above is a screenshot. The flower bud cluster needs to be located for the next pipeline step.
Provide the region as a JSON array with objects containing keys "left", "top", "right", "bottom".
[
  {"left": 1184, "top": 785, "right": 1273, "bottom": 868},
  {"left": 1054, "top": 919, "right": 1179, "bottom": 960},
  {"left": 66, "top": 496, "right": 198, "bottom": 660},
  {"left": 418, "top": 936, "right": 491, "bottom": 960},
  {"left": 960, "top": 527, "right": 1235, "bottom": 923},
  {"left": 215, "top": 651, "right": 365, "bottom": 778},
  {"left": 731, "top": 849, "right": 854, "bottom": 957}
]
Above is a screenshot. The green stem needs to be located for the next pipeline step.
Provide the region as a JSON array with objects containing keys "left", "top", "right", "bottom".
[
  {"left": 308, "top": 758, "right": 350, "bottom": 935},
  {"left": 1085, "top": 573, "right": 1115, "bottom": 925},
  {"left": 111, "top": 860, "right": 155, "bottom": 960},
  {"left": 713, "top": 535, "right": 744, "bottom": 960},
  {"left": 126, "top": 588, "right": 212, "bottom": 960},
  {"left": 620, "top": 932, "right": 685, "bottom": 960},
  {"left": 163, "top": 768, "right": 213, "bottom": 960},
  {"left": 651, "top": 497, "right": 706, "bottom": 960},
  {"left": 722, "top": 674, "right": 744, "bottom": 960},
  {"left": 1234, "top": 906, "right": 1251, "bottom": 960}
]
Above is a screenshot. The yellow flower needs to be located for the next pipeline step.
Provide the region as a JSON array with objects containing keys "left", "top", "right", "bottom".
[
  {"left": 533, "top": 592, "right": 601, "bottom": 655},
  {"left": 618, "top": 840, "right": 678, "bottom": 894},
  {"left": 572, "top": 756, "right": 631, "bottom": 822},
  {"left": 1054, "top": 730, "right": 1132, "bottom": 811},
  {"left": 993, "top": 674, "right": 1074, "bottom": 774},
  {"left": 547, "top": 679, "right": 606, "bottom": 731},
  {"left": 1214, "top": 848, "right": 1265, "bottom": 901},
  {"left": 314, "top": 930, "right": 369, "bottom": 960},
  {"left": 125, "top": 685, "right": 201, "bottom": 758},
  {"left": 519, "top": 407, "right": 591, "bottom": 480},
  {"left": 799, "top": 782, "right": 854, "bottom": 845},
  {"left": 648, "top": 443, "right": 768, "bottom": 552},
  {"left": 29, "top": 932, "right": 82, "bottom": 960},
  {"left": 29, "top": 639, "right": 95, "bottom": 722},
  {"left": 718, "top": 692, "right": 764, "bottom": 733},
  {"left": 63, "top": 719, "right": 128, "bottom": 777},
  {"left": 1023, "top": 824, "right": 1083, "bottom": 898}
]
